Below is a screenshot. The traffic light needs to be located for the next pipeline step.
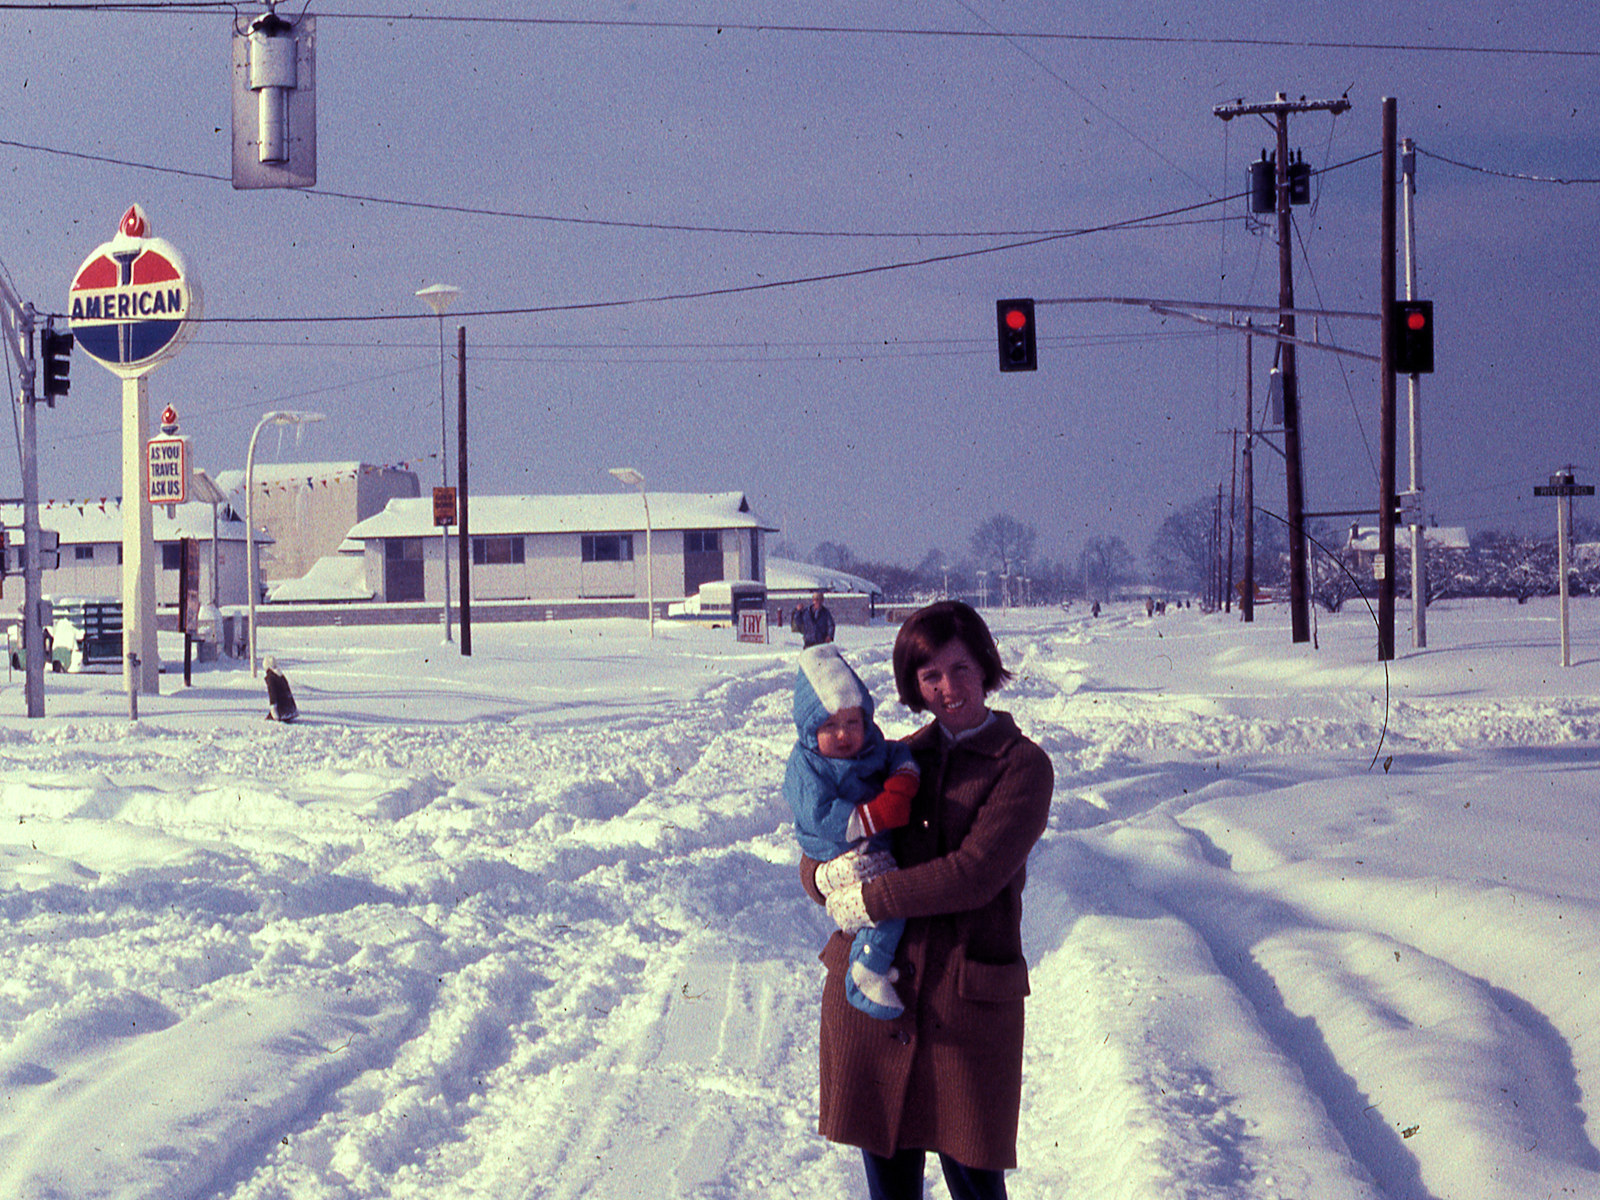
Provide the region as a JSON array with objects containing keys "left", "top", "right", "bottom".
[
  {"left": 40, "top": 326, "right": 73, "bottom": 402},
  {"left": 996, "top": 298, "right": 1037, "bottom": 373},
  {"left": 1390, "top": 299, "right": 1434, "bottom": 374}
]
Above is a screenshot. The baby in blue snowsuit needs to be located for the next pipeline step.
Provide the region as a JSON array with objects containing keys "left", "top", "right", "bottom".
[{"left": 785, "top": 644, "right": 920, "bottom": 1019}]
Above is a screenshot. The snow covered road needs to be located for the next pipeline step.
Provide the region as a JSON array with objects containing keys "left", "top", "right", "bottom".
[{"left": 2, "top": 600, "right": 1599, "bottom": 1198}]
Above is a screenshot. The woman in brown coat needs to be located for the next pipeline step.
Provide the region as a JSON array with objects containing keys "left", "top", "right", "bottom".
[{"left": 802, "top": 601, "right": 1053, "bottom": 1200}]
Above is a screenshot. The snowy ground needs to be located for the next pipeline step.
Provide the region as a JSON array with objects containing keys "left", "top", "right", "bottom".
[{"left": 2, "top": 598, "right": 1600, "bottom": 1199}]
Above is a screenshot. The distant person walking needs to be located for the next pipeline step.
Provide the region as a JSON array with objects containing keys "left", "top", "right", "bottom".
[{"left": 799, "top": 590, "right": 836, "bottom": 648}]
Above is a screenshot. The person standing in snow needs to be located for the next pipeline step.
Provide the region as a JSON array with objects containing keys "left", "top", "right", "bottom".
[
  {"left": 263, "top": 656, "right": 299, "bottom": 723},
  {"left": 799, "top": 590, "right": 836, "bottom": 647},
  {"left": 800, "top": 601, "right": 1053, "bottom": 1200},
  {"left": 785, "top": 644, "right": 921, "bottom": 1019}
]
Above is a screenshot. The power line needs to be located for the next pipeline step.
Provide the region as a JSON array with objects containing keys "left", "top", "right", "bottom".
[
  {"left": 0, "top": 134, "right": 1225, "bottom": 240},
  {"left": 48, "top": 188, "right": 1259, "bottom": 327},
  {"left": 1415, "top": 147, "right": 1600, "bottom": 185},
  {"left": 5, "top": 5, "right": 1593, "bottom": 59}
]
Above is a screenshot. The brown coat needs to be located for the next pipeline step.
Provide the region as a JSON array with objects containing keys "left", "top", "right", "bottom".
[{"left": 801, "top": 709, "right": 1053, "bottom": 1171}]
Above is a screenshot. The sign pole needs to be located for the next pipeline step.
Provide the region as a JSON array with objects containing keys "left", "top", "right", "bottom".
[
  {"left": 70, "top": 205, "right": 199, "bottom": 706},
  {"left": 122, "top": 373, "right": 159, "bottom": 698},
  {"left": 1534, "top": 468, "right": 1594, "bottom": 669}
]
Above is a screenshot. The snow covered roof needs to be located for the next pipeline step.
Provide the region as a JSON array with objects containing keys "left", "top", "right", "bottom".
[
  {"left": 212, "top": 462, "right": 412, "bottom": 499},
  {"left": 344, "top": 491, "right": 779, "bottom": 540},
  {"left": 1347, "top": 525, "right": 1470, "bottom": 553},
  {"left": 766, "top": 556, "right": 883, "bottom": 597},
  {"left": 0, "top": 500, "right": 248, "bottom": 543}
]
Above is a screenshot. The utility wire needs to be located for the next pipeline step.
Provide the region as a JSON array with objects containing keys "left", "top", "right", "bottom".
[
  {"left": 0, "top": 134, "right": 1217, "bottom": 240},
  {"left": 1415, "top": 147, "right": 1600, "bottom": 185},
  {"left": 4, "top": 5, "right": 1594, "bottom": 59}
]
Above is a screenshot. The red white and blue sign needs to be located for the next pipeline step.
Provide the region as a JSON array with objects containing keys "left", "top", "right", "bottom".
[{"left": 68, "top": 205, "right": 200, "bottom": 378}]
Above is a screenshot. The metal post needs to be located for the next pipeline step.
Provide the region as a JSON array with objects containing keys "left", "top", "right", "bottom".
[
  {"left": 18, "top": 304, "right": 45, "bottom": 716},
  {"left": 1402, "top": 136, "right": 1427, "bottom": 648},
  {"left": 438, "top": 309, "right": 452, "bottom": 643},
  {"left": 1557, "top": 474, "right": 1573, "bottom": 668},
  {"left": 122, "top": 374, "right": 160, "bottom": 697},
  {"left": 416, "top": 284, "right": 460, "bottom": 644}
]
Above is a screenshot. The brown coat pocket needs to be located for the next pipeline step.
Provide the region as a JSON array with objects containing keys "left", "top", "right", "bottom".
[{"left": 957, "top": 955, "right": 1031, "bottom": 1002}]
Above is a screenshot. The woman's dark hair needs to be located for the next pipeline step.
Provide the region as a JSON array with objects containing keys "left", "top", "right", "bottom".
[{"left": 892, "top": 600, "right": 1012, "bottom": 712}]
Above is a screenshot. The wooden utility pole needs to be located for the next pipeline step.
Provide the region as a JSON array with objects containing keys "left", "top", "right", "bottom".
[
  {"left": 456, "top": 324, "right": 472, "bottom": 657},
  {"left": 1378, "top": 97, "right": 1398, "bottom": 662},
  {"left": 1215, "top": 92, "right": 1351, "bottom": 644},
  {"left": 1242, "top": 323, "right": 1256, "bottom": 622}
]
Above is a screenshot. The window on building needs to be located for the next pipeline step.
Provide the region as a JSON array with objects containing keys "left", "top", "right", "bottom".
[
  {"left": 473, "top": 536, "right": 526, "bottom": 565},
  {"left": 581, "top": 534, "right": 634, "bottom": 563},
  {"left": 75, "top": 545, "right": 95, "bottom": 561},
  {"left": 683, "top": 529, "right": 719, "bottom": 554},
  {"left": 162, "top": 543, "right": 183, "bottom": 571}
]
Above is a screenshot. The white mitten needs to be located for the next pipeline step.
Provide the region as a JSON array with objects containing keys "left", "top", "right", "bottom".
[
  {"left": 814, "top": 848, "right": 895, "bottom": 896},
  {"left": 825, "top": 884, "right": 874, "bottom": 934}
]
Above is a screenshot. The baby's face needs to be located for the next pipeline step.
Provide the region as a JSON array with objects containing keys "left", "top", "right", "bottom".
[{"left": 816, "top": 707, "right": 867, "bottom": 759}]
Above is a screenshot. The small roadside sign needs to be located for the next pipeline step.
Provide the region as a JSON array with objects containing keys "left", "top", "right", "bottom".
[
  {"left": 737, "top": 609, "right": 768, "bottom": 644},
  {"left": 1534, "top": 484, "right": 1595, "bottom": 497},
  {"left": 147, "top": 436, "right": 188, "bottom": 504},
  {"left": 433, "top": 486, "right": 457, "bottom": 527}
]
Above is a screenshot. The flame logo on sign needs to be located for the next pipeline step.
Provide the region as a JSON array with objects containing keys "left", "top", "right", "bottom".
[{"left": 120, "top": 204, "right": 149, "bottom": 239}]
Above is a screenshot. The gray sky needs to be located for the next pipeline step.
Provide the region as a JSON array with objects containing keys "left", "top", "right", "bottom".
[{"left": 3, "top": 2, "right": 1596, "bottom": 570}]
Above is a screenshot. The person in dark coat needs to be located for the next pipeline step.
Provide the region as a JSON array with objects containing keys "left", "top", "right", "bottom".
[
  {"left": 263, "top": 656, "right": 299, "bottom": 722},
  {"left": 801, "top": 601, "right": 1053, "bottom": 1200},
  {"left": 798, "top": 590, "right": 836, "bottom": 647}
]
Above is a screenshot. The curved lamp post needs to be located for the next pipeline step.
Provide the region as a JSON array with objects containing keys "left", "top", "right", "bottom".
[
  {"left": 416, "top": 283, "right": 461, "bottom": 643},
  {"left": 608, "top": 467, "right": 653, "bottom": 638},
  {"left": 247, "top": 409, "right": 324, "bottom": 676}
]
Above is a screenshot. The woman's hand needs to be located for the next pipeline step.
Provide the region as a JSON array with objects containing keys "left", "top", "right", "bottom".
[
  {"left": 825, "top": 884, "right": 875, "bottom": 933},
  {"left": 814, "top": 847, "right": 895, "bottom": 896}
]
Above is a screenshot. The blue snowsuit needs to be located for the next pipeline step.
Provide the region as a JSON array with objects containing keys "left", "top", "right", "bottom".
[{"left": 784, "top": 646, "right": 915, "bottom": 1019}]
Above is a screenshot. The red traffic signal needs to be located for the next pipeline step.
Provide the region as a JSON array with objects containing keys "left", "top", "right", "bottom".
[
  {"left": 996, "top": 298, "right": 1037, "bottom": 373},
  {"left": 1390, "top": 299, "right": 1434, "bottom": 374}
]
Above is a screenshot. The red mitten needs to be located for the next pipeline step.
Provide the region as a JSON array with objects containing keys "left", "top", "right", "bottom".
[{"left": 856, "top": 769, "right": 919, "bottom": 836}]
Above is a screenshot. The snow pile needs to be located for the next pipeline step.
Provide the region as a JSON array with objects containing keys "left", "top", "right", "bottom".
[{"left": 1, "top": 600, "right": 1599, "bottom": 1198}]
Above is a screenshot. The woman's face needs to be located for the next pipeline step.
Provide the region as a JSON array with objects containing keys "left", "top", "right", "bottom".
[{"left": 915, "top": 639, "right": 988, "bottom": 733}]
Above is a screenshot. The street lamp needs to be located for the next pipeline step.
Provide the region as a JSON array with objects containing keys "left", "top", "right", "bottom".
[
  {"left": 416, "top": 282, "right": 461, "bottom": 643},
  {"left": 246, "top": 410, "right": 324, "bottom": 676},
  {"left": 608, "top": 467, "right": 653, "bottom": 638}
]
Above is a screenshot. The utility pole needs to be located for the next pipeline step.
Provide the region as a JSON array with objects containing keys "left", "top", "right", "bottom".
[
  {"left": 1242, "top": 323, "right": 1256, "bottom": 623},
  {"left": 1215, "top": 92, "right": 1351, "bottom": 644},
  {"left": 1226, "top": 429, "right": 1238, "bottom": 614},
  {"left": 1378, "top": 97, "right": 1399, "bottom": 662},
  {"left": 456, "top": 324, "right": 472, "bottom": 657},
  {"left": 17, "top": 305, "right": 45, "bottom": 717},
  {"left": 1401, "top": 136, "right": 1427, "bottom": 648}
]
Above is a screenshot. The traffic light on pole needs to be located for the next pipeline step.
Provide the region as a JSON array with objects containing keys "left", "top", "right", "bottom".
[
  {"left": 40, "top": 326, "right": 73, "bottom": 403},
  {"left": 996, "top": 298, "right": 1037, "bottom": 373},
  {"left": 1390, "top": 299, "right": 1434, "bottom": 375}
]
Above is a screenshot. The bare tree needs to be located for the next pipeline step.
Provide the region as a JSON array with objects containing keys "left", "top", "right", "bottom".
[
  {"left": 970, "top": 514, "right": 1037, "bottom": 606},
  {"left": 1079, "top": 535, "right": 1137, "bottom": 602}
]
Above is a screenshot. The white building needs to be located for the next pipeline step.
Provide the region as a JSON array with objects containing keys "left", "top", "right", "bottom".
[
  {"left": 337, "top": 491, "right": 778, "bottom": 608},
  {"left": 0, "top": 499, "right": 252, "bottom": 611}
]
